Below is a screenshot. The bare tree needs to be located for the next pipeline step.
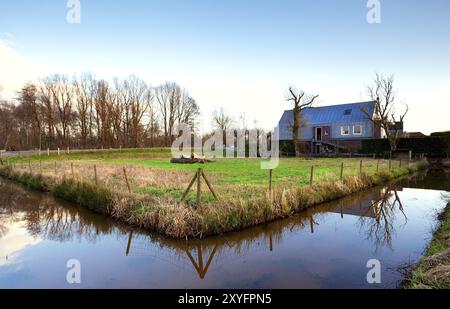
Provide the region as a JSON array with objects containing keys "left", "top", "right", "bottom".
[
  {"left": 155, "top": 82, "right": 198, "bottom": 146},
  {"left": 362, "top": 73, "right": 408, "bottom": 156},
  {"left": 156, "top": 82, "right": 173, "bottom": 146},
  {"left": 125, "top": 76, "right": 151, "bottom": 148},
  {"left": 285, "top": 87, "right": 319, "bottom": 157},
  {"left": 49, "top": 75, "right": 74, "bottom": 148},
  {"left": 38, "top": 78, "right": 57, "bottom": 148},
  {"left": 93, "top": 79, "right": 112, "bottom": 148},
  {"left": 0, "top": 101, "right": 18, "bottom": 150},
  {"left": 0, "top": 74, "right": 200, "bottom": 150},
  {"left": 176, "top": 90, "right": 200, "bottom": 130},
  {"left": 73, "top": 74, "right": 95, "bottom": 148},
  {"left": 212, "top": 107, "right": 234, "bottom": 132},
  {"left": 212, "top": 107, "right": 234, "bottom": 154}
]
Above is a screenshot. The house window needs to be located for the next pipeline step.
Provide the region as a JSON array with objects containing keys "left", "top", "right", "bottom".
[
  {"left": 341, "top": 126, "right": 350, "bottom": 136},
  {"left": 353, "top": 125, "right": 362, "bottom": 135}
]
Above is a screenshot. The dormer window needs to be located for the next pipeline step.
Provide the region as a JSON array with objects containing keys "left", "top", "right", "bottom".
[{"left": 344, "top": 109, "right": 352, "bottom": 115}]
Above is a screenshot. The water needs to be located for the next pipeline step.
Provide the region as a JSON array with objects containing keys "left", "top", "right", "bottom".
[{"left": 0, "top": 171, "right": 449, "bottom": 289}]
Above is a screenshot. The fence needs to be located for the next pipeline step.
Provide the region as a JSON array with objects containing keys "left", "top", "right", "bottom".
[{"left": 0, "top": 156, "right": 420, "bottom": 209}]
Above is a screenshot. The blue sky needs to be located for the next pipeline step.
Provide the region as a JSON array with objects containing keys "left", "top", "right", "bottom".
[{"left": 0, "top": 0, "right": 449, "bottom": 133}]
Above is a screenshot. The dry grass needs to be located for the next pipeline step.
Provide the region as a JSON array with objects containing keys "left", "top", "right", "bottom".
[
  {"left": 406, "top": 202, "right": 450, "bottom": 289},
  {"left": 0, "top": 156, "right": 428, "bottom": 239}
]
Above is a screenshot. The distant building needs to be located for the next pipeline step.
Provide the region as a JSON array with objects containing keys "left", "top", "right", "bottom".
[
  {"left": 278, "top": 101, "right": 381, "bottom": 154},
  {"left": 404, "top": 132, "right": 427, "bottom": 138}
]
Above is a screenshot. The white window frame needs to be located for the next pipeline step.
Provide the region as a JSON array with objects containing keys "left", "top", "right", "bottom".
[
  {"left": 353, "top": 125, "right": 363, "bottom": 135},
  {"left": 341, "top": 126, "right": 350, "bottom": 136}
]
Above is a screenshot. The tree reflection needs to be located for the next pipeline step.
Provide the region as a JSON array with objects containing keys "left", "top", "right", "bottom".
[
  {"left": 358, "top": 187, "right": 407, "bottom": 251},
  {"left": 0, "top": 179, "right": 126, "bottom": 243}
]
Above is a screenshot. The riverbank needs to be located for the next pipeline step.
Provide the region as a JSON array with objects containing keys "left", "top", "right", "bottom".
[
  {"left": 406, "top": 201, "right": 450, "bottom": 289},
  {"left": 0, "top": 151, "right": 428, "bottom": 238}
]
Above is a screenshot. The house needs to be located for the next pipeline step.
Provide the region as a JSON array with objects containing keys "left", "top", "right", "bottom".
[
  {"left": 404, "top": 132, "right": 427, "bottom": 138},
  {"left": 278, "top": 101, "right": 381, "bottom": 154}
]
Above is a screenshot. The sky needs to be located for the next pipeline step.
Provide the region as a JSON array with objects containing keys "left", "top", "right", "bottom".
[{"left": 0, "top": 0, "right": 449, "bottom": 134}]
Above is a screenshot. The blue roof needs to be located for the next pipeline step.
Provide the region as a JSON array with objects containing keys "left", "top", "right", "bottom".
[{"left": 279, "top": 101, "right": 376, "bottom": 126}]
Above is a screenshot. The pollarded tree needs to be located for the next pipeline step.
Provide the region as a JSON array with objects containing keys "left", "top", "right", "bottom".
[
  {"left": 361, "top": 73, "right": 408, "bottom": 156},
  {"left": 285, "top": 87, "right": 319, "bottom": 157}
]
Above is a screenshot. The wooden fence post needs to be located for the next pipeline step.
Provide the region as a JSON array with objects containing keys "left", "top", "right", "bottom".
[
  {"left": 94, "top": 165, "right": 98, "bottom": 186},
  {"left": 47, "top": 148, "right": 50, "bottom": 156},
  {"left": 310, "top": 166, "right": 314, "bottom": 186},
  {"left": 67, "top": 147, "right": 70, "bottom": 154},
  {"left": 196, "top": 168, "right": 202, "bottom": 208},
  {"left": 269, "top": 169, "right": 273, "bottom": 193},
  {"left": 376, "top": 160, "right": 380, "bottom": 172},
  {"left": 360, "top": 160, "right": 363, "bottom": 174},
  {"left": 123, "top": 167, "right": 132, "bottom": 193},
  {"left": 28, "top": 161, "right": 32, "bottom": 174},
  {"left": 181, "top": 172, "right": 198, "bottom": 202},
  {"left": 181, "top": 169, "right": 218, "bottom": 205},
  {"left": 58, "top": 148, "right": 60, "bottom": 156},
  {"left": 340, "top": 162, "right": 344, "bottom": 181},
  {"left": 389, "top": 159, "right": 392, "bottom": 171},
  {"left": 201, "top": 170, "right": 218, "bottom": 201},
  {"left": 38, "top": 149, "right": 41, "bottom": 157}
]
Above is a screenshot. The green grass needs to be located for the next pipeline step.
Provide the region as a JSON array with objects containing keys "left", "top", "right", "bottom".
[
  {"left": 407, "top": 202, "right": 450, "bottom": 289},
  {"left": 52, "top": 179, "right": 111, "bottom": 212},
  {"left": 9, "top": 148, "right": 408, "bottom": 186},
  {"left": 104, "top": 157, "right": 398, "bottom": 186},
  {"left": 1, "top": 148, "right": 428, "bottom": 238}
]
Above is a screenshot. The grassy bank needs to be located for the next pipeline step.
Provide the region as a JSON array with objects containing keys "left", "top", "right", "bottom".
[
  {"left": 0, "top": 150, "right": 428, "bottom": 238},
  {"left": 406, "top": 202, "right": 450, "bottom": 289}
]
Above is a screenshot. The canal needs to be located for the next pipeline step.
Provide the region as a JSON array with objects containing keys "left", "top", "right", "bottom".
[{"left": 0, "top": 171, "right": 449, "bottom": 288}]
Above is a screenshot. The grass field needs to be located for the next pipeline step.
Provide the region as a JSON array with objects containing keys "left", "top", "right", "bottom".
[
  {"left": 407, "top": 201, "right": 450, "bottom": 289},
  {"left": 0, "top": 148, "right": 428, "bottom": 238}
]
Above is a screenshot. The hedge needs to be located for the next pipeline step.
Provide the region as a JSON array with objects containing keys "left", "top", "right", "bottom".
[{"left": 361, "top": 137, "right": 450, "bottom": 157}]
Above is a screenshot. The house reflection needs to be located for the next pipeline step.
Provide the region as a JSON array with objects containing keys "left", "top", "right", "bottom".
[{"left": 327, "top": 184, "right": 407, "bottom": 250}]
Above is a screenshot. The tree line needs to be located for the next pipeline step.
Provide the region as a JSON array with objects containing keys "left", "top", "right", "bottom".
[{"left": 0, "top": 74, "right": 200, "bottom": 150}]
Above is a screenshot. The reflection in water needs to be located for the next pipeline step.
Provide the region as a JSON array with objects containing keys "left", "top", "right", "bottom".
[
  {"left": 358, "top": 188, "right": 407, "bottom": 251},
  {"left": 0, "top": 170, "right": 449, "bottom": 287},
  {"left": 121, "top": 184, "right": 414, "bottom": 279},
  {"left": 0, "top": 183, "right": 121, "bottom": 243}
]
